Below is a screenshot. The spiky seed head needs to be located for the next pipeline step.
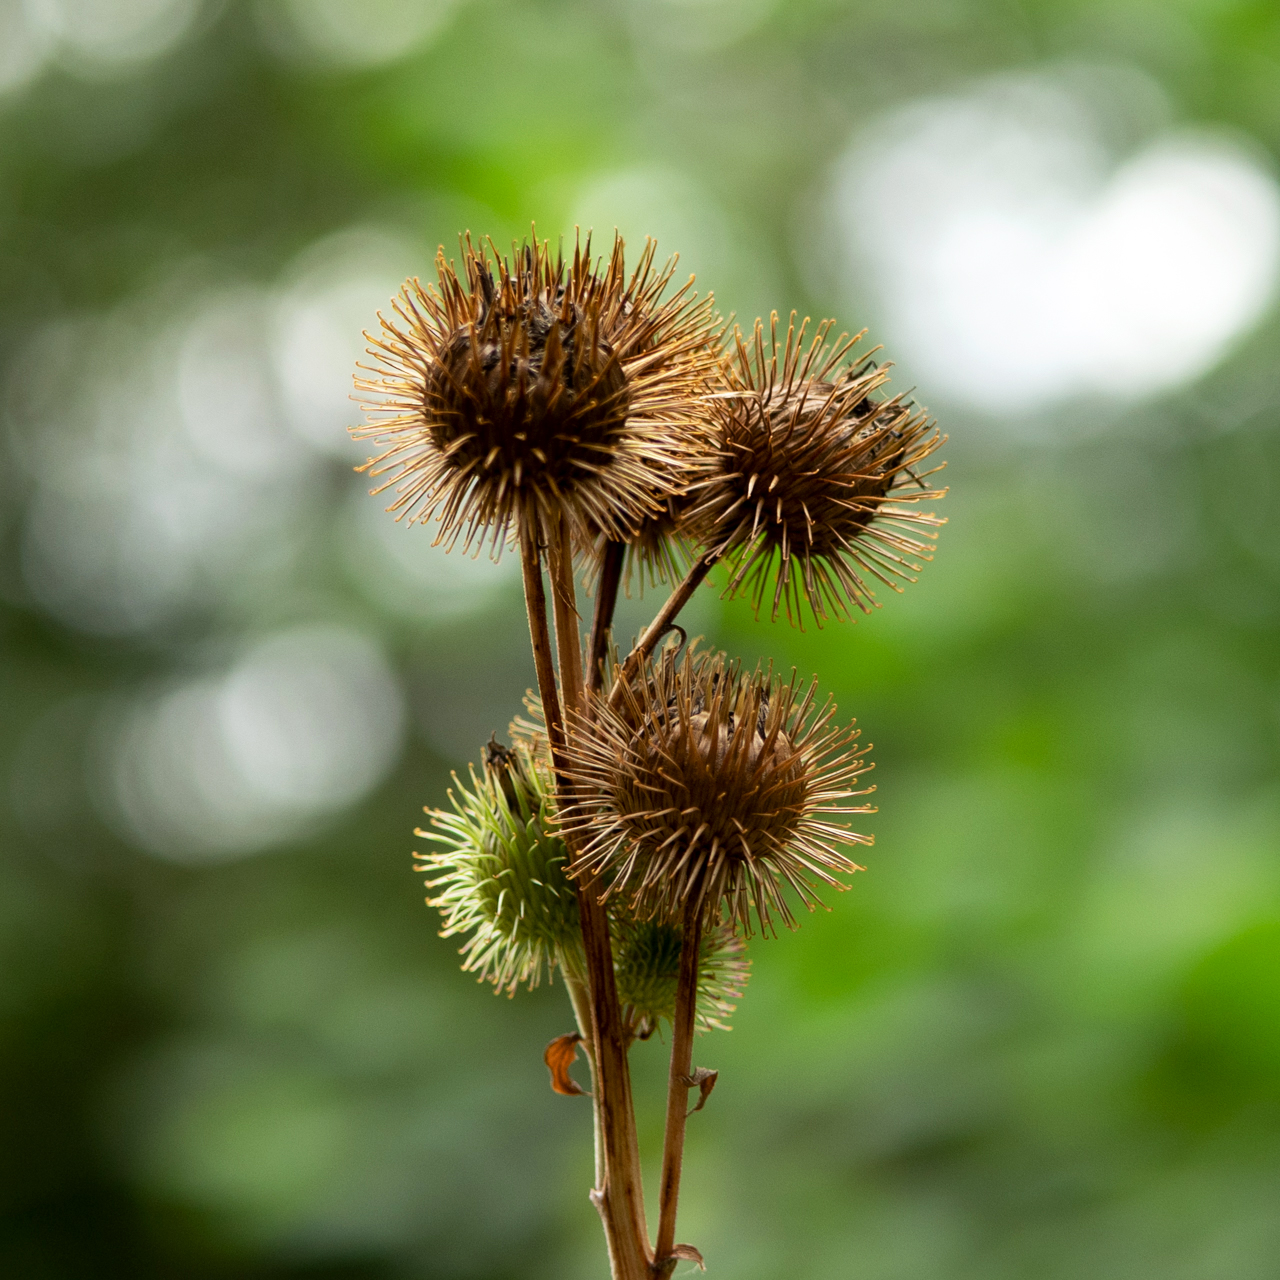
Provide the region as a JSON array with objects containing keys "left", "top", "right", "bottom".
[
  {"left": 563, "top": 646, "right": 875, "bottom": 936},
  {"left": 688, "top": 312, "right": 947, "bottom": 627},
  {"left": 612, "top": 912, "right": 750, "bottom": 1038},
  {"left": 353, "top": 231, "right": 721, "bottom": 555},
  {"left": 416, "top": 736, "right": 580, "bottom": 995}
]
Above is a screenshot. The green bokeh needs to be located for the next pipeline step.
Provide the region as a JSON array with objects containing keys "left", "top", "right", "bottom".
[{"left": 3, "top": 2, "right": 1280, "bottom": 1277}]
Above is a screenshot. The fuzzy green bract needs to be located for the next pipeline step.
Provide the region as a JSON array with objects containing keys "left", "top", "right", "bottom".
[{"left": 418, "top": 745, "right": 581, "bottom": 995}]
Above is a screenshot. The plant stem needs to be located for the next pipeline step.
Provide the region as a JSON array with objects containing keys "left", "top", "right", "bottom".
[
  {"left": 654, "top": 897, "right": 703, "bottom": 1277},
  {"left": 586, "top": 540, "right": 626, "bottom": 696},
  {"left": 547, "top": 512, "right": 585, "bottom": 717},
  {"left": 518, "top": 513, "right": 566, "bottom": 760},
  {"left": 534, "top": 513, "right": 652, "bottom": 1280},
  {"left": 611, "top": 548, "right": 718, "bottom": 707}
]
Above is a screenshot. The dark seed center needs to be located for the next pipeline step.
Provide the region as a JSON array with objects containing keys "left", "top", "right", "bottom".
[{"left": 425, "top": 286, "right": 631, "bottom": 487}]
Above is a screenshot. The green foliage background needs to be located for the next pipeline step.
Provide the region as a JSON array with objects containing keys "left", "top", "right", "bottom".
[{"left": 3, "top": 2, "right": 1280, "bottom": 1277}]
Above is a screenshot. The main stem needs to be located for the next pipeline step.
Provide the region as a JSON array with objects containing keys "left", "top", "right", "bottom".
[
  {"left": 528, "top": 512, "right": 651, "bottom": 1280},
  {"left": 561, "top": 958, "right": 630, "bottom": 1280},
  {"left": 654, "top": 896, "right": 703, "bottom": 1276}
]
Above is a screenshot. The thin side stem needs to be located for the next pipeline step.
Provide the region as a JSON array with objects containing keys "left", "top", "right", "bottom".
[
  {"left": 611, "top": 548, "right": 718, "bottom": 708},
  {"left": 653, "top": 898, "right": 703, "bottom": 1277},
  {"left": 586, "top": 539, "right": 626, "bottom": 696}
]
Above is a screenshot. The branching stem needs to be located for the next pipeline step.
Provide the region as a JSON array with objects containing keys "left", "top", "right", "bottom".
[
  {"left": 536, "top": 513, "right": 652, "bottom": 1280},
  {"left": 547, "top": 512, "right": 585, "bottom": 717},
  {"left": 525, "top": 518, "right": 722, "bottom": 1280}
]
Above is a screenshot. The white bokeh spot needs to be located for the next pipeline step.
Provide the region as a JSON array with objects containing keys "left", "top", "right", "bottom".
[
  {"left": 18, "top": 290, "right": 317, "bottom": 636},
  {"left": 28, "top": 0, "right": 202, "bottom": 75},
  {"left": 107, "top": 625, "right": 405, "bottom": 861},
  {"left": 270, "top": 0, "right": 463, "bottom": 69},
  {"left": 0, "top": 0, "right": 50, "bottom": 92},
  {"left": 831, "top": 68, "right": 1280, "bottom": 414},
  {"left": 340, "top": 480, "right": 520, "bottom": 621},
  {"left": 273, "top": 226, "right": 420, "bottom": 460}
]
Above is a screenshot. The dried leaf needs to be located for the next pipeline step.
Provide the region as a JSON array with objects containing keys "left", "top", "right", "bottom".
[
  {"left": 669, "top": 1243, "right": 706, "bottom": 1270},
  {"left": 544, "top": 1032, "right": 588, "bottom": 1096},
  {"left": 681, "top": 1066, "right": 718, "bottom": 1116}
]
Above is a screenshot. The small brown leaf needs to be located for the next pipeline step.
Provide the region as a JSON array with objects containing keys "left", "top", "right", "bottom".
[
  {"left": 669, "top": 1243, "right": 706, "bottom": 1270},
  {"left": 681, "top": 1066, "right": 718, "bottom": 1116},
  {"left": 544, "top": 1032, "right": 589, "bottom": 1096}
]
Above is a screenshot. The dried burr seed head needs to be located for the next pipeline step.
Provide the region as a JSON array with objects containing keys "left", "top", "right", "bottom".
[
  {"left": 563, "top": 646, "right": 874, "bottom": 936},
  {"left": 417, "top": 736, "right": 580, "bottom": 995},
  {"left": 353, "top": 231, "right": 720, "bottom": 554},
  {"left": 688, "top": 312, "right": 946, "bottom": 626}
]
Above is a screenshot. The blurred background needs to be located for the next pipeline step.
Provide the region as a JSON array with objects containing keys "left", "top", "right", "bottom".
[{"left": 3, "top": 1, "right": 1280, "bottom": 1277}]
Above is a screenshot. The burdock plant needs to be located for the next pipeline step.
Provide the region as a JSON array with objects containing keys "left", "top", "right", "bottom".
[{"left": 352, "top": 231, "right": 945, "bottom": 1279}]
